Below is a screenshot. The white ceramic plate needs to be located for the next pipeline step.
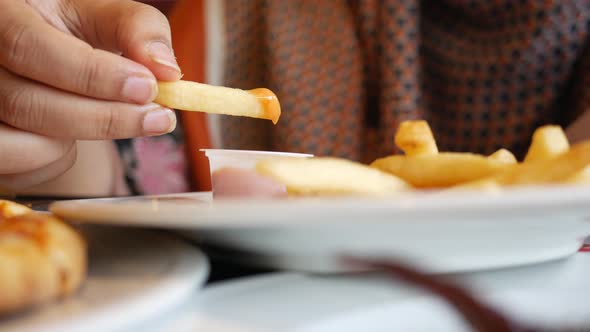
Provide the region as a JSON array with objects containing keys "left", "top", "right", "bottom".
[
  {"left": 140, "top": 250, "right": 590, "bottom": 332},
  {"left": 0, "top": 225, "right": 209, "bottom": 332},
  {"left": 50, "top": 186, "right": 590, "bottom": 273}
]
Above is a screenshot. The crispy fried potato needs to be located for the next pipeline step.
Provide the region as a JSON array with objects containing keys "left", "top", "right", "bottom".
[
  {"left": 371, "top": 153, "right": 511, "bottom": 188},
  {"left": 256, "top": 157, "right": 408, "bottom": 195},
  {"left": 252, "top": 119, "right": 590, "bottom": 195},
  {"left": 490, "top": 141, "right": 590, "bottom": 185},
  {"left": 394, "top": 120, "right": 438, "bottom": 156},
  {"left": 155, "top": 80, "right": 281, "bottom": 124},
  {"left": 0, "top": 200, "right": 31, "bottom": 218},
  {"left": 564, "top": 166, "right": 590, "bottom": 184},
  {"left": 0, "top": 201, "right": 87, "bottom": 314},
  {"left": 524, "top": 125, "right": 569, "bottom": 162},
  {"left": 446, "top": 178, "right": 503, "bottom": 193},
  {"left": 488, "top": 148, "right": 517, "bottom": 164}
]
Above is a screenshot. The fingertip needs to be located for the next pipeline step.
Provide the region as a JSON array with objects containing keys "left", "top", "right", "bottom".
[
  {"left": 146, "top": 41, "right": 183, "bottom": 81},
  {"left": 142, "top": 106, "right": 177, "bottom": 136},
  {"left": 150, "top": 65, "right": 183, "bottom": 82},
  {"left": 122, "top": 75, "right": 158, "bottom": 104}
]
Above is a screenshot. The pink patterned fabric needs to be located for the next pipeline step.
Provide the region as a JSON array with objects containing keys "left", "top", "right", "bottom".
[{"left": 131, "top": 136, "right": 189, "bottom": 194}]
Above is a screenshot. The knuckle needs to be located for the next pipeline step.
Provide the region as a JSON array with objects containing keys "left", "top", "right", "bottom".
[
  {"left": 76, "top": 49, "right": 102, "bottom": 96},
  {"left": 95, "top": 107, "right": 121, "bottom": 138},
  {"left": 1, "top": 87, "right": 26, "bottom": 124},
  {"left": 0, "top": 86, "right": 44, "bottom": 130},
  {"left": 0, "top": 21, "right": 34, "bottom": 68}
]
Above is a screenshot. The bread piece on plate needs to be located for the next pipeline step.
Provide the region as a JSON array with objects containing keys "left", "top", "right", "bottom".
[{"left": 0, "top": 200, "right": 86, "bottom": 314}]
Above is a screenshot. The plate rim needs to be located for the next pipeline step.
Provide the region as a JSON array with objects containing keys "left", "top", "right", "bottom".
[{"left": 49, "top": 185, "right": 590, "bottom": 229}]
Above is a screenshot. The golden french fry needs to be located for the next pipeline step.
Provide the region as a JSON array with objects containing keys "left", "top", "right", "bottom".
[
  {"left": 488, "top": 148, "right": 517, "bottom": 164},
  {"left": 446, "top": 178, "right": 503, "bottom": 193},
  {"left": 0, "top": 200, "right": 31, "bottom": 218},
  {"left": 155, "top": 80, "right": 281, "bottom": 124},
  {"left": 371, "top": 153, "right": 511, "bottom": 188},
  {"left": 564, "top": 165, "right": 590, "bottom": 184},
  {"left": 256, "top": 157, "right": 408, "bottom": 195},
  {"left": 524, "top": 125, "right": 569, "bottom": 162},
  {"left": 394, "top": 120, "right": 438, "bottom": 156},
  {"left": 492, "top": 141, "right": 590, "bottom": 185},
  {"left": 244, "top": 118, "right": 590, "bottom": 195}
]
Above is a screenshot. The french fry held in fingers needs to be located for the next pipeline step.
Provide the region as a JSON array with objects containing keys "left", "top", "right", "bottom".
[
  {"left": 256, "top": 157, "right": 408, "bottom": 196},
  {"left": 394, "top": 120, "right": 438, "bottom": 156},
  {"left": 370, "top": 153, "right": 511, "bottom": 188},
  {"left": 155, "top": 80, "right": 281, "bottom": 124},
  {"left": 523, "top": 125, "right": 569, "bottom": 162}
]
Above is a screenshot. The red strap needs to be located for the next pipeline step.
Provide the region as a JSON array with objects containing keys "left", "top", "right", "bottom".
[{"left": 168, "top": 0, "right": 212, "bottom": 191}]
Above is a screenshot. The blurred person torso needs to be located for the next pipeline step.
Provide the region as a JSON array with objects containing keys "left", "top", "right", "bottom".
[{"left": 130, "top": 0, "right": 590, "bottom": 194}]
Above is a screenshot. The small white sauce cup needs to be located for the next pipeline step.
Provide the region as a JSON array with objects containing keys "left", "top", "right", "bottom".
[
  {"left": 201, "top": 149, "right": 313, "bottom": 173},
  {"left": 200, "top": 149, "right": 313, "bottom": 196}
]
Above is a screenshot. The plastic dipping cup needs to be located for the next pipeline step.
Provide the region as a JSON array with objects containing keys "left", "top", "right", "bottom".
[{"left": 200, "top": 149, "right": 313, "bottom": 197}]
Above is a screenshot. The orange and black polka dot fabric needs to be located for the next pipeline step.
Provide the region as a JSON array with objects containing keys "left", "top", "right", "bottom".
[{"left": 222, "top": 0, "right": 590, "bottom": 161}]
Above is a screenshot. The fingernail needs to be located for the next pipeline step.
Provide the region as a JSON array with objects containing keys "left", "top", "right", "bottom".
[
  {"left": 122, "top": 76, "right": 157, "bottom": 104},
  {"left": 148, "top": 41, "right": 181, "bottom": 74},
  {"left": 143, "top": 108, "right": 176, "bottom": 135}
]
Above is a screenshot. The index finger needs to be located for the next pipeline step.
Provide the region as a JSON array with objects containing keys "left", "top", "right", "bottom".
[{"left": 0, "top": 3, "right": 158, "bottom": 104}]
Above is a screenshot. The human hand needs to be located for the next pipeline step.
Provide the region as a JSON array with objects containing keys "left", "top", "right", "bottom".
[{"left": 0, "top": 0, "right": 181, "bottom": 190}]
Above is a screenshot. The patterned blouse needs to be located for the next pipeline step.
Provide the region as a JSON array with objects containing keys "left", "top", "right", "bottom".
[{"left": 122, "top": 0, "right": 590, "bottom": 195}]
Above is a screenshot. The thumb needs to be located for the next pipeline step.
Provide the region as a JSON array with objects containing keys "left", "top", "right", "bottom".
[{"left": 74, "top": 0, "right": 182, "bottom": 81}]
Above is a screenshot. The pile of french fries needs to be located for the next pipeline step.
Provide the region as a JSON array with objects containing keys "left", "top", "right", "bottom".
[{"left": 257, "top": 120, "right": 590, "bottom": 195}]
